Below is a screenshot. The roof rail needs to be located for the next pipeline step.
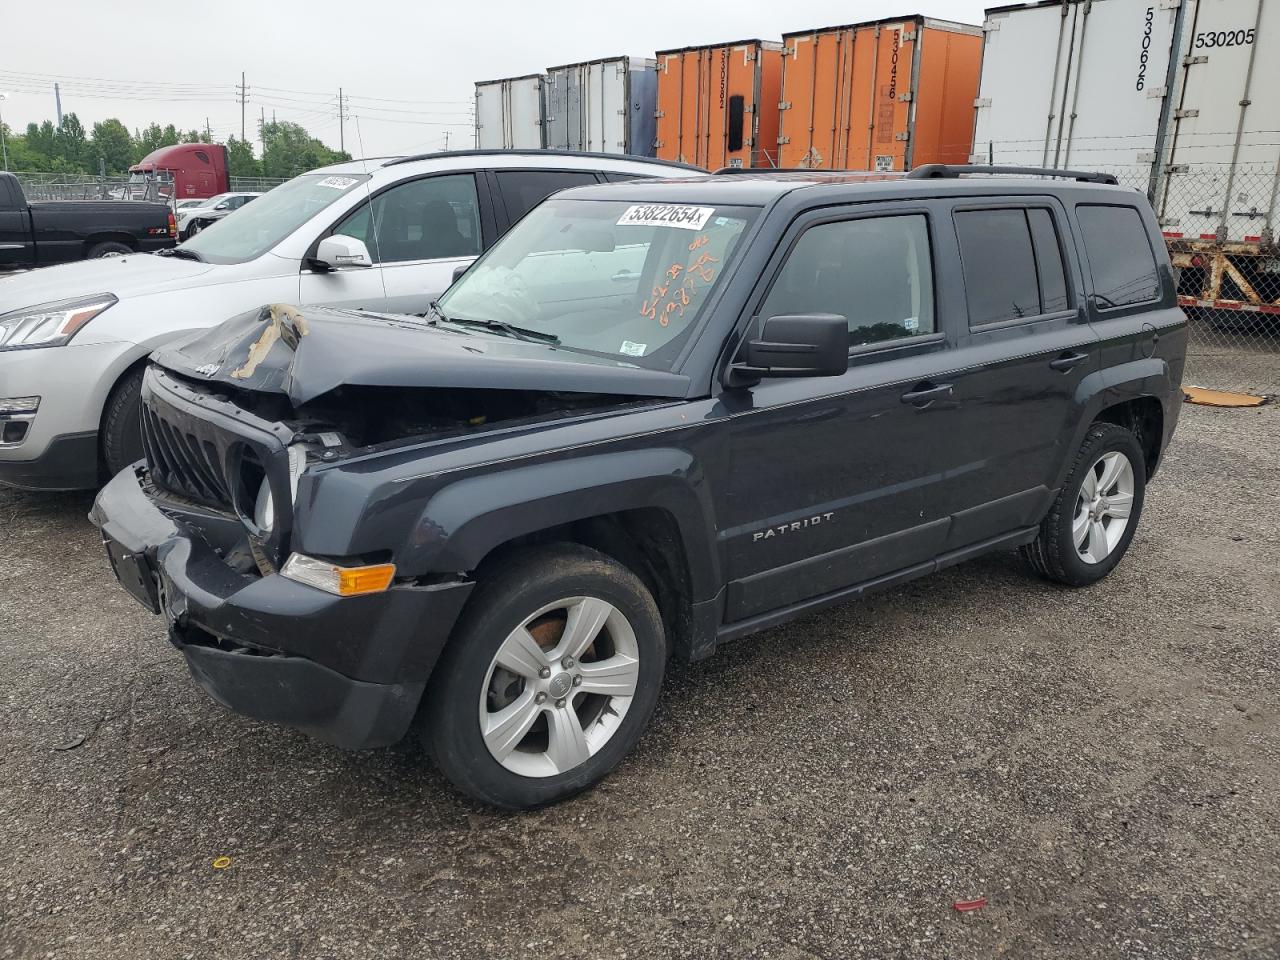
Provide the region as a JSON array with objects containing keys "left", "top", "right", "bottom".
[
  {"left": 710, "top": 166, "right": 865, "bottom": 174},
  {"left": 384, "top": 148, "right": 704, "bottom": 172},
  {"left": 907, "top": 163, "right": 1119, "bottom": 185}
]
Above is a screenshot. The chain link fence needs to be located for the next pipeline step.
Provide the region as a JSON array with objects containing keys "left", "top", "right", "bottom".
[
  {"left": 10, "top": 171, "right": 288, "bottom": 203},
  {"left": 1105, "top": 163, "right": 1280, "bottom": 397}
]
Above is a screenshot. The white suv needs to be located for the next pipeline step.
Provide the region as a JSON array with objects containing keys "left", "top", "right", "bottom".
[{"left": 0, "top": 150, "right": 697, "bottom": 490}]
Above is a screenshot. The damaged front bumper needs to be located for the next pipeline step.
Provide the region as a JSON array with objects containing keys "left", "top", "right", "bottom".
[{"left": 89, "top": 466, "right": 474, "bottom": 750}]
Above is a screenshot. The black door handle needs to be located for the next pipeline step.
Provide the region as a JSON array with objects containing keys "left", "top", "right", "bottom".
[
  {"left": 1049, "top": 351, "right": 1089, "bottom": 372},
  {"left": 900, "top": 382, "right": 953, "bottom": 406}
]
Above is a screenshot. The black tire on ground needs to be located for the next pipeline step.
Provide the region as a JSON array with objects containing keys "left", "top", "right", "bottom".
[
  {"left": 86, "top": 240, "right": 133, "bottom": 258},
  {"left": 101, "top": 367, "right": 146, "bottom": 480},
  {"left": 1020, "top": 421, "right": 1147, "bottom": 587},
  {"left": 423, "top": 543, "right": 666, "bottom": 810}
]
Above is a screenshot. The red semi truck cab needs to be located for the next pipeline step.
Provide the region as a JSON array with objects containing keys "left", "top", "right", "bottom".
[{"left": 127, "top": 144, "right": 230, "bottom": 202}]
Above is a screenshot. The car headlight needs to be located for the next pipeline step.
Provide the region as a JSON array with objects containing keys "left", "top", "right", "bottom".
[
  {"left": 0, "top": 295, "right": 117, "bottom": 351},
  {"left": 253, "top": 477, "right": 275, "bottom": 533},
  {"left": 250, "top": 444, "right": 309, "bottom": 535}
]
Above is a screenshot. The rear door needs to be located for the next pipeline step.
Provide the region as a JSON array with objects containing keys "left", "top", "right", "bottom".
[
  {"left": 926, "top": 199, "right": 1099, "bottom": 552},
  {"left": 0, "top": 178, "right": 34, "bottom": 268},
  {"left": 299, "top": 172, "right": 493, "bottom": 314}
]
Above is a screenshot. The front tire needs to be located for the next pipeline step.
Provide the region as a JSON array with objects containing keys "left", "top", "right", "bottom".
[
  {"left": 424, "top": 544, "right": 666, "bottom": 810},
  {"left": 101, "top": 367, "right": 146, "bottom": 480},
  {"left": 1021, "top": 422, "right": 1146, "bottom": 587}
]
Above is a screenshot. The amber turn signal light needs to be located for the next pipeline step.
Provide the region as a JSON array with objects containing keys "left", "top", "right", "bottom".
[{"left": 280, "top": 554, "right": 396, "bottom": 597}]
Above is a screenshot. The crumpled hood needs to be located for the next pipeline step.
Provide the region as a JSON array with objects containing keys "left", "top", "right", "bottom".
[
  {"left": 152, "top": 303, "right": 692, "bottom": 406},
  {"left": 0, "top": 253, "right": 215, "bottom": 311}
]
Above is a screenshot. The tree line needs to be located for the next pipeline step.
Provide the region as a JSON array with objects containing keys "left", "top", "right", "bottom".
[{"left": 1, "top": 114, "right": 350, "bottom": 180}]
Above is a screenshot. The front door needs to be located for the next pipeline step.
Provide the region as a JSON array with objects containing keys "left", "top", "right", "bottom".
[
  {"left": 720, "top": 205, "right": 961, "bottom": 622},
  {"left": 299, "top": 172, "right": 486, "bottom": 314}
]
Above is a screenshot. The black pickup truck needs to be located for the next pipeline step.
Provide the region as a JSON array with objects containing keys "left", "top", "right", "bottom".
[
  {"left": 0, "top": 172, "right": 175, "bottom": 269},
  {"left": 92, "top": 165, "right": 1187, "bottom": 810}
]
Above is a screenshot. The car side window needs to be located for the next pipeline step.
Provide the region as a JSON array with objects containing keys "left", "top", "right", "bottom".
[
  {"left": 955, "top": 209, "right": 1039, "bottom": 325},
  {"left": 1076, "top": 204, "right": 1161, "bottom": 308},
  {"left": 602, "top": 172, "right": 656, "bottom": 183},
  {"left": 1027, "top": 208, "right": 1069, "bottom": 313},
  {"left": 496, "top": 170, "right": 601, "bottom": 223},
  {"left": 333, "top": 174, "right": 482, "bottom": 265},
  {"left": 758, "top": 214, "right": 936, "bottom": 348}
]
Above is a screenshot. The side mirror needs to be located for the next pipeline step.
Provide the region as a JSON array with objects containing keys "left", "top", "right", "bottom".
[
  {"left": 451, "top": 262, "right": 470, "bottom": 284},
  {"left": 312, "top": 234, "right": 374, "bottom": 271},
  {"left": 727, "top": 314, "right": 849, "bottom": 386},
  {"left": 215, "top": 201, "right": 230, "bottom": 210}
]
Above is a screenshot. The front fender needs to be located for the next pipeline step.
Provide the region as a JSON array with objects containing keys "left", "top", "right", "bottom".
[{"left": 394, "top": 448, "right": 720, "bottom": 598}]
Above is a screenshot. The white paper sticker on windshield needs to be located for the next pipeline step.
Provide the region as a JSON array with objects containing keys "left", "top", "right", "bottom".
[
  {"left": 318, "top": 176, "right": 359, "bottom": 190},
  {"left": 617, "top": 204, "right": 714, "bottom": 231},
  {"left": 619, "top": 340, "right": 647, "bottom": 357}
]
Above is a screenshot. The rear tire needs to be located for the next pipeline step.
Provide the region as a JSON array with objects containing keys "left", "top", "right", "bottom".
[
  {"left": 101, "top": 367, "right": 146, "bottom": 480},
  {"left": 1020, "top": 422, "right": 1146, "bottom": 587},
  {"left": 87, "top": 240, "right": 133, "bottom": 258},
  {"left": 423, "top": 543, "right": 666, "bottom": 810}
]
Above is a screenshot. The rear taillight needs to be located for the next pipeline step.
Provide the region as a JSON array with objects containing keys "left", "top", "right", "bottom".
[{"left": 168, "top": 211, "right": 177, "bottom": 238}]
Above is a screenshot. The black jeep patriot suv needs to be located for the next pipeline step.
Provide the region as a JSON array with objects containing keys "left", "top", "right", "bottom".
[{"left": 92, "top": 165, "right": 1186, "bottom": 809}]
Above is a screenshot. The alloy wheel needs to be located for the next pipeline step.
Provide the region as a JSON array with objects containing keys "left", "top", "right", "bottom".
[
  {"left": 1073, "top": 450, "right": 1135, "bottom": 564},
  {"left": 479, "top": 596, "right": 640, "bottom": 778}
]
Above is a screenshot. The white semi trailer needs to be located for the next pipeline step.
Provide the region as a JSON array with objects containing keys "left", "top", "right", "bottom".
[{"left": 973, "top": 0, "right": 1280, "bottom": 317}]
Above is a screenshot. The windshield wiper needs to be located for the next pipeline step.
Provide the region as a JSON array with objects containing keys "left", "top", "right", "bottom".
[
  {"left": 433, "top": 310, "right": 560, "bottom": 345},
  {"left": 157, "top": 247, "right": 203, "bottom": 262}
]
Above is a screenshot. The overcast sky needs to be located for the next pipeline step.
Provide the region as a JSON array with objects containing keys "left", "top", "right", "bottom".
[{"left": 1, "top": 0, "right": 987, "bottom": 158}]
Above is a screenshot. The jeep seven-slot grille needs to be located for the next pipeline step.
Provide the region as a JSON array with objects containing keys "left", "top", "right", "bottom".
[{"left": 140, "top": 403, "right": 234, "bottom": 509}]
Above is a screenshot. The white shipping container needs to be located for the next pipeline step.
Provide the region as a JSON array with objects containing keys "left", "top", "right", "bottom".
[
  {"left": 973, "top": 0, "right": 1280, "bottom": 244},
  {"left": 475, "top": 74, "right": 546, "bottom": 150},
  {"left": 544, "top": 57, "right": 657, "bottom": 156}
]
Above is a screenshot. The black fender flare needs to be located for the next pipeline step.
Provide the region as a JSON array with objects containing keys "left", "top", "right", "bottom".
[
  {"left": 1055, "top": 356, "right": 1173, "bottom": 489},
  {"left": 397, "top": 447, "right": 722, "bottom": 599}
]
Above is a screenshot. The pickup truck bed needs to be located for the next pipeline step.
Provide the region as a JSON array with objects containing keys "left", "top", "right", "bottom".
[{"left": 0, "top": 172, "right": 175, "bottom": 269}]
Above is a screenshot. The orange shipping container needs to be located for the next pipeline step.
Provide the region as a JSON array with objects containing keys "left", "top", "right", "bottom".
[
  {"left": 778, "top": 17, "right": 981, "bottom": 171},
  {"left": 655, "top": 40, "right": 783, "bottom": 169}
]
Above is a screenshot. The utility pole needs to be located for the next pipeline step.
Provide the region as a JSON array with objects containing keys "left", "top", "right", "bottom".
[
  {"left": 236, "top": 72, "right": 248, "bottom": 141},
  {"left": 0, "top": 93, "right": 10, "bottom": 171},
  {"left": 444, "top": 130, "right": 451, "bottom": 151},
  {"left": 337, "top": 87, "right": 346, "bottom": 154},
  {"left": 54, "top": 82, "right": 63, "bottom": 127},
  {"left": 205, "top": 117, "right": 211, "bottom": 142},
  {"left": 259, "top": 107, "right": 266, "bottom": 155}
]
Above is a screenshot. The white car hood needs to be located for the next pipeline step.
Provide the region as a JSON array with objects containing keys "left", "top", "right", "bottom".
[{"left": 0, "top": 254, "right": 219, "bottom": 311}]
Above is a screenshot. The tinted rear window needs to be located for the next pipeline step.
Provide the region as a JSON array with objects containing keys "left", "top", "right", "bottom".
[
  {"left": 1028, "top": 208, "right": 1069, "bottom": 313},
  {"left": 955, "top": 209, "right": 1041, "bottom": 325},
  {"left": 1077, "top": 205, "right": 1161, "bottom": 308},
  {"left": 496, "top": 170, "right": 600, "bottom": 223}
]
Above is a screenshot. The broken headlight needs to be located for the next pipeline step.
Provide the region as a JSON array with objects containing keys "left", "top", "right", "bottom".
[{"left": 248, "top": 443, "right": 309, "bottom": 536}]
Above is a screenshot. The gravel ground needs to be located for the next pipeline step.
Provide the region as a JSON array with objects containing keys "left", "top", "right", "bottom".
[{"left": 1, "top": 399, "right": 1277, "bottom": 960}]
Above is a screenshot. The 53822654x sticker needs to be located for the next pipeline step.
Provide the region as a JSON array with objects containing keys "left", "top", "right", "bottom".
[{"left": 617, "top": 205, "right": 715, "bottom": 231}]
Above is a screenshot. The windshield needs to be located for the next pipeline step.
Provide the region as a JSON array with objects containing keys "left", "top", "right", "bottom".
[
  {"left": 436, "top": 198, "right": 758, "bottom": 369},
  {"left": 181, "top": 172, "right": 371, "bottom": 264}
]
